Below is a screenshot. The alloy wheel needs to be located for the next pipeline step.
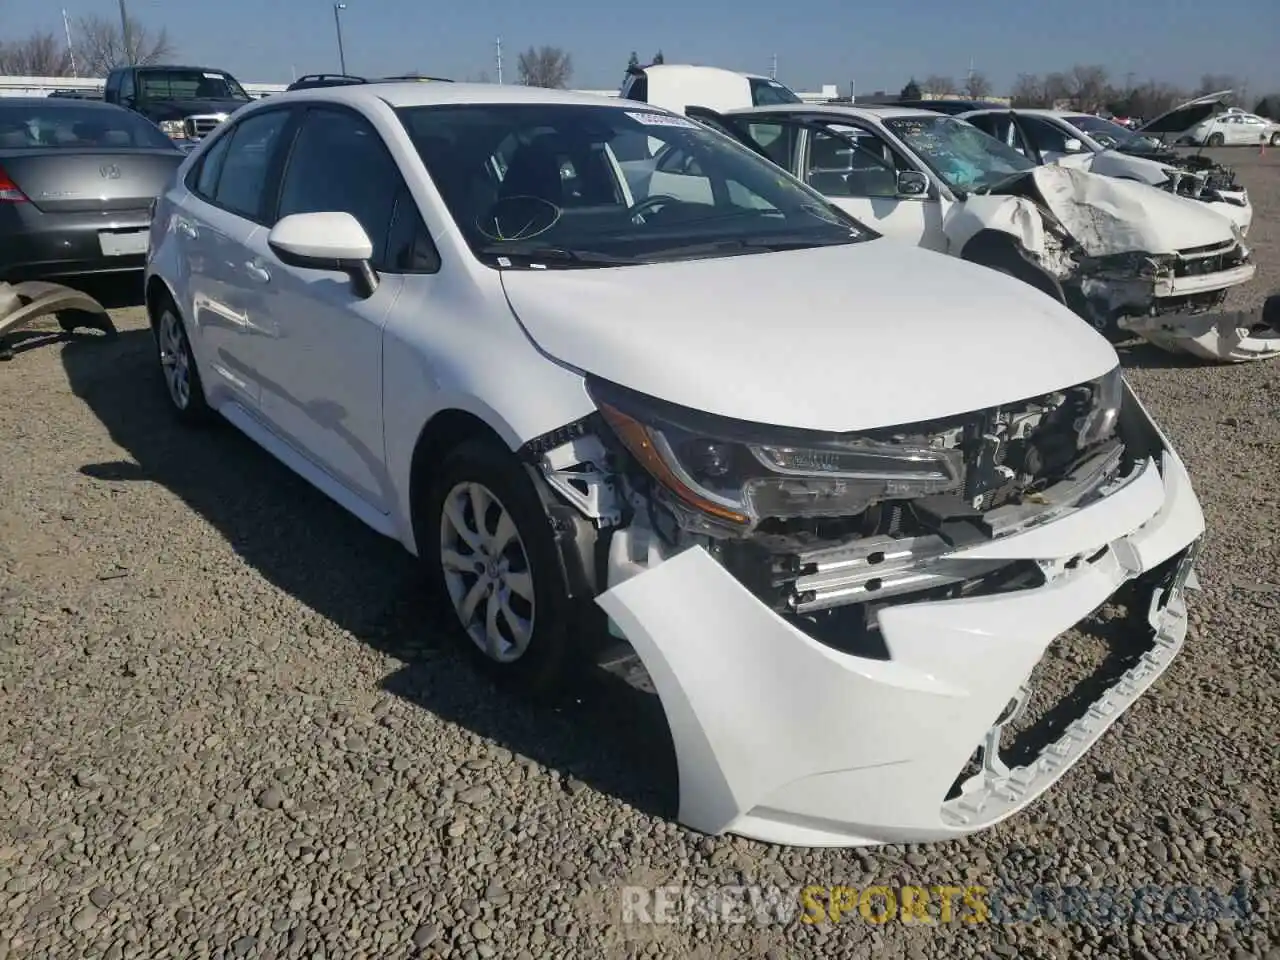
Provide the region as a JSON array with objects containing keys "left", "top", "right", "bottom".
[
  {"left": 439, "top": 481, "right": 536, "bottom": 663},
  {"left": 157, "top": 310, "right": 191, "bottom": 410}
]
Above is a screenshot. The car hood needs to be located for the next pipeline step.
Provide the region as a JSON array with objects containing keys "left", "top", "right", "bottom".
[
  {"left": 1072, "top": 149, "right": 1171, "bottom": 186},
  {"left": 1023, "top": 165, "right": 1237, "bottom": 256},
  {"left": 499, "top": 241, "right": 1119, "bottom": 433},
  {"left": 141, "top": 98, "right": 249, "bottom": 120},
  {"left": 1137, "top": 90, "right": 1231, "bottom": 136}
]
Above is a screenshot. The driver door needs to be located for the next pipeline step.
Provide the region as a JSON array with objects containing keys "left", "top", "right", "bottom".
[{"left": 799, "top": 124, "right": 942, "bottom": 250}]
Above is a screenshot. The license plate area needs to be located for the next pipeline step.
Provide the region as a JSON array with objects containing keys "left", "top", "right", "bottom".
[{"left": 98, "top": 229, "right": 149, "bottom": 256}]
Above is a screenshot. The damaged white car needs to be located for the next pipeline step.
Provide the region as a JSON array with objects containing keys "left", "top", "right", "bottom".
[
  {"left": 955, "top": 102, "right": 1253, "bottom": 234},
  {"left": 147, "top": 83, "right": 1205, "bottom": 847},
  {"left": 687, "top": 103, "right": 1276, "bottom": 362}
]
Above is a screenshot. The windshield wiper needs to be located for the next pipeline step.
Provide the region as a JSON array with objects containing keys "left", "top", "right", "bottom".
[
  {"left": 477, "top": 242, "right": 641, "bottom": 267},
  {"left": 971, "top": 170, "right": 1034, "bottom": 196},
  {"left": 642, "top": 233, "right": 860, "bottom": 260}
]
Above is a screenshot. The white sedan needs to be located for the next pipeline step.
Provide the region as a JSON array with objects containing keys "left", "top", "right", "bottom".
[
  {"left": 145, "top": 81, "right": 1204, "bottom": 847},
  {"left": 956, "top": 105, "right": 1253, "bottom": 235}
]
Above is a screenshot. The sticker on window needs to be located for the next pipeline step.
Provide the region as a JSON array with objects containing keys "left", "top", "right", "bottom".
[{"left": 626, "top": 111, "right": 698, "bottom": 129}]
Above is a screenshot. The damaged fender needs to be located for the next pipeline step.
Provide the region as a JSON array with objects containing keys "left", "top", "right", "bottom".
[
  {"left": 0, "top": 281, "right": 115, "bottom": 360},
  {"left": 1120, "top": 293, "right": 1280, "bottom": 363}
]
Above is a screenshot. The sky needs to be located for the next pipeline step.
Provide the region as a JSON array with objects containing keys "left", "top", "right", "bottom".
[{"left": 10, "top": 0, "right": 1280, "bottom": 98}]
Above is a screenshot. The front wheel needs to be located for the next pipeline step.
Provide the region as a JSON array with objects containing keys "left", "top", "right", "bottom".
[
  {"left": 1206, "top": 133, "right": 1225, "bottom": 147},
  {"left": 422, "top": 439, "right": 583, "bottom": 696},
  {"left": 1270, "top": 132, "right": 1280, "bottom": 147}
]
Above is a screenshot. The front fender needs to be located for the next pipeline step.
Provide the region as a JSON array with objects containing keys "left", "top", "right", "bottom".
[{"left": 943, "top": 195, "right": 1046, "bottom": 257}]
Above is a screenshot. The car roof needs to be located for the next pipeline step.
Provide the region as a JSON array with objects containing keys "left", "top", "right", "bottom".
[
  {"left": 273, "top": 81, "right": 629, "bottom": 110},
  {"left": 1, "top": 96, "right": 127, "bottom": 111},
  {"left": 725, "top": 103, "right": 946, "bottom": 121},
  {"left": 638, "top": 64, "right": 770, "bottom": 81},
  {"left": 126, "top": 64, "right": 236, "bottom": 73}
]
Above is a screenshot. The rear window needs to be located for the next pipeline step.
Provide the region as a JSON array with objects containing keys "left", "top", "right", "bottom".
[
  {"left": 749, "top": 77, "right": 802, "bottom": 106},
  {"left": 0, "top": 103, "right": 178, "bottom": 150}
]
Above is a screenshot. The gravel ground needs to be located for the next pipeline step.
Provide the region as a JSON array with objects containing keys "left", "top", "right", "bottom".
[{"left": 1, "top": 147, "right": 1278, "bottom": 960}]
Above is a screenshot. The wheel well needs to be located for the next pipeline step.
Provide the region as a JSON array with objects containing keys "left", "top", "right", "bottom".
[
  {"left": 145, "top": 275, "right": 174, "bottom": 329},
  {"left": 408, "top": 410, "right": 509, "bottom": 543},
  {"left": 960, "top": 230, "right": 1066, "bottom": 303}
]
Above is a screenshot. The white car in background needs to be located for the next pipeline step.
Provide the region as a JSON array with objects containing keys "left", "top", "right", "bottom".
[
  {"left": 619, "top": 62, "right": 804, "bottom": 112},
  {"left": 145, "top": 81, "right": 1204, "bottom": 848},
  {"left": 956, "top": 105, "right": 1253, "bottom": 235},
  {"left": 682, "top": 102, "right": 1273, "bottom": 361}
]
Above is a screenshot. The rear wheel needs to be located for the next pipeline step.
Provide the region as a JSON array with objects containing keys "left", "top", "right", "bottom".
[
  {"left": 1270, "top": 132, "right": 1280, "bottom": 147},
  {"left": 1206, "top": 133, "right": 1225, "bottom": 147},
  {"left": 154, "top": 302, "right": 212, "bottom": 425},
  {"left": 421, "top": 438, "right": 583, "bottom": 697}
]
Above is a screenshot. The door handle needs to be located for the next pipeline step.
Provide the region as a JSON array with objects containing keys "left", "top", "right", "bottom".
[
  {"left": 244, "top": 261, "right": 271, "bottom": 283},
  {"left": 177, "top": 220, "right": 198, "bottom": 239}
]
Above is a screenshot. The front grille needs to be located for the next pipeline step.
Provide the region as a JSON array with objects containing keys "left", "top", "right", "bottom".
[
  {"left": 1173, "top": 241, "right": 1248, "bottom": 278},
  {"left": 184, "top": 114, "right": 226, "bottom": 140}
]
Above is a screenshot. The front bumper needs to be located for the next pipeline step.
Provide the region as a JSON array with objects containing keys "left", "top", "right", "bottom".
[
  {"left": 1153, "top": 260, "right": 1255, "bottom": 299},
  {"left": 596, "top": 401, "right": 1204, "bottom": 847},
  {"left": 1121, "top": 293, "right": 1280, "bottom": 362}
]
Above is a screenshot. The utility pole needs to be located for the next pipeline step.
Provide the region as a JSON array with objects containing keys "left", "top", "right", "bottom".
[
  {"left": 118, "top": 0, "right": 134, "bottom": 65},
  {"left": 495, "top": 37, "right": 503, "bottom": 84},
  {"left": 62, "top": 9, "right": 78, "bottom": 77},
  {"left": 770, "top": 53, "right": 777, "bottom": 80}
]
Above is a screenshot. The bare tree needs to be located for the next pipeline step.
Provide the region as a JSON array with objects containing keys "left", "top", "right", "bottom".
[
  {"left": 1010, "top": 73, "right": 1047, "bottom": 107},
  {"left": 964, "top": 70, "right": 991, "bottom": 99},
  {"left": 516, "top": 46, "right": 572, "bottom": 88},
  {"left": 73, "top": 14, "right": 174, "bottom": 77},
  {"left": 1068, "top": 64, "right": 1110, "bottom": 111},
  {"left": 0, "top": 32, "right": 73, "bottom": 77},
  {"left": 1042, "top": 71, "right": 1073, "bottom": 107},
  {"left": 922, "top": 74, "right": 956, "bottom": 97}
]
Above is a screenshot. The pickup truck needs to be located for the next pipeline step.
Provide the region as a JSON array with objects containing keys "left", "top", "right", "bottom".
[{"left": 102, "top": 64, "right": 253, "bottom": 150}]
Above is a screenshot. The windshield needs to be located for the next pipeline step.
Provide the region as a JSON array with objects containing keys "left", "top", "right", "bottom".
[
  {"left": 883, "top": 115, "right": 1035, "bottom": 193},
  {"left": 1063, "top": 114, "right": 1139, "bottom": 149},
  {"left": 749, "top": 77, "right": 803, "bottom": 106},
  {"left": 396, "top": 103, "right": 874, "bottom": 268},
  {"left": 0, "top": 103, "right": 178, "bottom": 150},
  {"left": 137, "top": 69, "right": 250, "bottom": 102}
]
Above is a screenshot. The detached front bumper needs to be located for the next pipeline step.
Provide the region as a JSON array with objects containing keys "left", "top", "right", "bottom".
[
  {"left": 596, "top": 403, "right": 1204, "bottom": 847},
  {"left": 1121, "top": 292, "right": 1280, "bottom": 363}
]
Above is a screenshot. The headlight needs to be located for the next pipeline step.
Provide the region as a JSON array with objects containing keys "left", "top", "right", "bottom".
[
  {"left": 158, "top": 120, "right": 187, "bottom": 139},
  {"left": 1075, "top": 365, "right": 1123, "bottom": 448},
  {"left": 588, "top": 379, "right": 963, "bottom": 527}
]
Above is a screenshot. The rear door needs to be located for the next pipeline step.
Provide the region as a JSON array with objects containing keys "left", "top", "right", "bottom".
[{"left": 179, "top": 106, "right": 295, "bottom": 411}]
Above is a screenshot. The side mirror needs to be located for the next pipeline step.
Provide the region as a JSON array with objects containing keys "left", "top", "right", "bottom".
[
  {"left": 268, "top": 211, "right": 379, "bottom": 298},
  {"left": 896, "top": 169, "right": 930, "bottom": 196},
  {"left": 1063, "top": 138, "right": 1086, "bottom": 153}
]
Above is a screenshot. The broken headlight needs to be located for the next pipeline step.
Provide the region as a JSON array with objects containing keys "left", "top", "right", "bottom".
[
  {"left": 1075, "top": 365, "right": 1123, "bottom": 448},
  {"left": 587, "top": 379, "right": 963, "bottom": 527}
]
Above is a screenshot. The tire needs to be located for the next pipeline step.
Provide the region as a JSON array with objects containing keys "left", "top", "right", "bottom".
[
  {"left": 1270, "top": 132, "right": 1280, "bottom": 147},
  {"left": 153, "top": 299, "right": 213, "bottom": 425},
  {"left": 421, "top": 438, "right": 583, "bottom": 698},
  {"left": 1206, "top": 133, "right": 1225, "bottom": 147}
]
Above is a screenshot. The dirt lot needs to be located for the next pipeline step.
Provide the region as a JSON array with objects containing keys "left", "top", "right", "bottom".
[{"left": 1, "top": 148, "right": 1278, "bottom": 960}]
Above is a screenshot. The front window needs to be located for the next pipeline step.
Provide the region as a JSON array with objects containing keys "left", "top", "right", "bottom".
[
  {"left": 0, "top": 103, "right": 177, "bottom": 150},
  {"left": 749, "top": 77, "right": 802, "bottom": 106},
  {"left": 1062, "top": 114, "right": 1139, "bottom": 149},
  {"left": 883, "top": 115, "right": 1035, "bottom": 194},
  {"left": 396, "top": 103, "right": 874, "bottom": 268},
  {"left": 137, "top": 69, "right": 251, "bottom": 103}
]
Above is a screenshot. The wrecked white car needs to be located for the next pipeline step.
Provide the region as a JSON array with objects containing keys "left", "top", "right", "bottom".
[
  {"left": 688, "top": 104, "right": 1274, "bottom": 362},
  {"left": 956, "top": 102, "right": 1253, "bottom": 235},
  {"left": 148, "top": 83, "right": 1205, "bottom": 848}
]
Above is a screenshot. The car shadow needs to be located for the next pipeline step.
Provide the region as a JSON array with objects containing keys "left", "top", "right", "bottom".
[{"left": 61, "top": 327, "right": 678, "bottom": 820}]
